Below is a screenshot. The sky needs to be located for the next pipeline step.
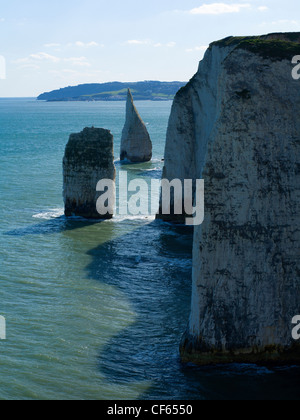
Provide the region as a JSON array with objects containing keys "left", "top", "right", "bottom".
[{"left": 0, "top": 0, "right": 300, "bottom": 97}]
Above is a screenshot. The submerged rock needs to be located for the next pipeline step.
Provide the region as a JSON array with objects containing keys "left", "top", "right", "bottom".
[
  {"left": 161, "top": 33, "right": 300, "bottom": 364},
  {"left": 120, "top": 89, "right": 152, "bottom": 162},
  {"left": 63, "top": 127, "right": 116, "bottom": 219}
]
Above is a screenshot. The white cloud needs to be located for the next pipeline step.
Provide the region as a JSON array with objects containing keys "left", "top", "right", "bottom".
[
  {"left": 29, "top": 52, "right": 60, "bottom": 63},
  {"left": 62, "top": 69, "right": 78, "bottom": 74},
  {"left": 64, "top": 56, "right": 91, "bottom": 67},
  {"left": 126, "top": 39, "right": 151, "bottom": 45},
  {"left": 44, "top": 43, "right": 61, "bottom": 48},
  {"left": 45, "top": 41, "right": 103, "bottom": 49},
  {"left": 14, "top": 52, "right": 60, "bottom": 64},
  {"left": 189, "top": 3, "right": 251, "bottom": 15},
  {"left": 186, "top": 45, "right": 208, "bottom": 53},
  {"left": 47, "top": 68, "right": 110, "bottom": 83},
  {"left": 14, "top": 53, "right": 91, "bottom": 69},
  {"left": 19, "top": 64, "right": 41, "bottom": 70},
  {"left": 126, "top": 40, "right": 176, "bottom": 48},
  {"left": 166, "top": 42, "right": 176, "bottom": 48},
  {"left": 258, "top": 6, "right": 268, "bottom": 12},
  {"left": 271, "top": 19, "right": 300, "bottom": 25},
  {"left": 74, "top": 41, "right": 101, "bottom": 48}
]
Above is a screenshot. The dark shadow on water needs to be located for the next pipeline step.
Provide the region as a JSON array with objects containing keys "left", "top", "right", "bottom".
[
  {"left": 85, "top": 220, "right": 300, "bottom": 400},
  {"left": 5, "top": 216, "right": 103, "bottom": 237},
  {"left": 86, "top": 220, "right": 194, "bottom": 399}
]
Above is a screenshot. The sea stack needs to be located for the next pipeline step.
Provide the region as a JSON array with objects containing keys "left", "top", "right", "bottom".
[
  {"left": 120, "top": 89, "right": 152, "bottom": 162},
  {"left": 63, "top": 127, "right": 116, "bottom": 219},
  {"left": 161, "top": 33, "right": 300, "bottom": 364}
]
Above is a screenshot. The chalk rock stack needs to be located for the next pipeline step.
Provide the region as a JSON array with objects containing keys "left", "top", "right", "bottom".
[
  {"left": 63, "top": 127, "right": 116, "bottom": 219},
  {"left": 160, "top": 33, "right": 300, "bottom": 364},
  {"left": 120, "top": 89, "right": 152, "bottom": 162}
]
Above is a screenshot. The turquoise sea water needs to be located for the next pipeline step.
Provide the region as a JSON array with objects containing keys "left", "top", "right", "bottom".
[{"left": 0, "top": 98, "right": 299, "bottom": 400}]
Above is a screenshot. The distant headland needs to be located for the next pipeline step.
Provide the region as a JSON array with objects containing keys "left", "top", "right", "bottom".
[{"left": 37, "top": 81, "right": 186, "bottom": 102}]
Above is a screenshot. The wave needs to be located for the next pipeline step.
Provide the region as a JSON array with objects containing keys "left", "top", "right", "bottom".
[
  {"left": 33, "top": 208, "right": 64, "bottom": 220},
  {"left": 113, "top": 214, "right": 156, "bottom": 223},
  {"left": 32, "top": 208, "right": 156, "bottom": 224},
  {"left": 136, "top": 167, "right": 160, "bottom": 172}
]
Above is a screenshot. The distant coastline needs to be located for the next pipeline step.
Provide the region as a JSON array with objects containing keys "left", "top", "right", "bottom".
[{"left": 37, "top": 81, "right": 186, "bottom": 102}]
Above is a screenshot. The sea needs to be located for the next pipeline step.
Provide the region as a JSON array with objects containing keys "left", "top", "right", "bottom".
[{"left": 0, "top": 98, "right": 299, "bottom": 400}]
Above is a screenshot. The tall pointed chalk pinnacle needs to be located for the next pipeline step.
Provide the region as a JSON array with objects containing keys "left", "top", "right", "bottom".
[{"left": 120, "top": 89, "right": 152, "bottom": 162}]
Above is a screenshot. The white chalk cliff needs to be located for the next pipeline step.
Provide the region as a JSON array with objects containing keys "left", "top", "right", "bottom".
[
  {"left": 161, "top": 33, "right": 300, "bottom": 364},
  {"left": 120, "top": 89, "right": 152, "bottom": 162},
  {"left": 63, "top": 127, "right": 116, "bottom": 219}
]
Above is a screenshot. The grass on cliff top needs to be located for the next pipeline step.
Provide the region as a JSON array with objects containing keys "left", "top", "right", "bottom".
[
  {"left": 82, "top": 88, "right": 137, "bottom": 97},
  {"left": 210, "top": 33, "right": 300, "bottom": 61},
  {"left": 77, "top": 89, "right": 173, "bottom": 100}
]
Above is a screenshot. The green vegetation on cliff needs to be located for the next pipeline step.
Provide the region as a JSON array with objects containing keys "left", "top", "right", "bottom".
[
  {"left": 210, "top": 32, "right": 300, "bottom": 61},
  {"left": 37, "top": 81, "right": 186, "bottom": 102}
]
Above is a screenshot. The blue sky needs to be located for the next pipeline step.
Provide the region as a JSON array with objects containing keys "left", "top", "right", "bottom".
[{"left": 0, "top": 0, "right": 299, "bottom": 96}]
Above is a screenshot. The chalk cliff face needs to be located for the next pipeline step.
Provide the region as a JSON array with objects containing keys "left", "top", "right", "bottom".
[
  {"left": 161, "top": 33, "right": 300, "bottom": 364},
  {"left": 120, "top": 89, "right": 152, "bottom": 162},
  {"left": 63, "top": 127, "right": 116, "bottom": 219}
]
